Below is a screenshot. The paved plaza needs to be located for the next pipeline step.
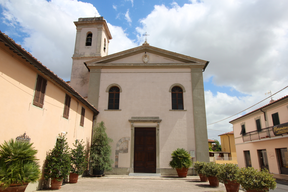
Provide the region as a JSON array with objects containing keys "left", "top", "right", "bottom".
[{"left": 37, "top": 175, "right": 288, "bottom": 192}]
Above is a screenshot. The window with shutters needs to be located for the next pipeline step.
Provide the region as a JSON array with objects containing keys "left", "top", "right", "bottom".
[
  {"left": 272, "top": 112, "right": 280, "bottom": 126},
  {"left": 240, "top": 124, "right": 246, "bottom": 135},
  {"left": 63, "top": 94, "right": 71, "bottom": 119},
  {"left": 108, "top": 86, "right": 120, "bottom": 109},
  {"left": 86, "top": 32, "right": 92, "bottom": 46},
  {"left": 256, "top": 119, "right": 262, "bottom": 132},
  {"left": 33, "top": 75, "right": 47, "bottom": 108},
  {"left": 171, "top": 86, "right": 184, "bottom": 110},
  {"left": 80, "top": 107, "right": 85, "bottom": 126}
]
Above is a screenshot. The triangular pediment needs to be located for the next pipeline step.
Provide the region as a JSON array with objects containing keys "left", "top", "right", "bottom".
[{"left": 85, "top": 42, "right": 209, "bottom": 70}]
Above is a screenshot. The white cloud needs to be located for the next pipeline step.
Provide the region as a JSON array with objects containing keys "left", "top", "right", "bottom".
[
  {"left": 125, "top": 0, "right": 134, "bottom": 7},
  {"left": 135, "top": 0, "right": 288, "bottom": 139},
  {"left": 112, "top": 5, "right": 117, "bottom": 11},
  {"left": 1, "top": 0, "right": 288, "bottom": 141},
  {"left": 0, "top": 0, "right": 135, "bottom": 80},
  {"left": 125, "top": 9, "right": 132, "bottom": 25}
]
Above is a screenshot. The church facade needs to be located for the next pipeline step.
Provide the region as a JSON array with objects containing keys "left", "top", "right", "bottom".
[{"left": 70, "top": 17, "right": 209, "bottom": 174}]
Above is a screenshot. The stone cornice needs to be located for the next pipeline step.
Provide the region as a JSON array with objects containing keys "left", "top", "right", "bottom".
[
  {"left": 85, "top": 44, "right": 208, "bottom": 65},
  {"left": 86, "top": 62, "right": 206, "bottom": 69},
  {"left": 74, "top": 17, "right": 112, "bottom": 39}
]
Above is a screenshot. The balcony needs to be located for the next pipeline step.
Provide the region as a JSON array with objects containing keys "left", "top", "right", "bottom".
[{"left": 242, "top": 122, "right": 288, "bottom": 142}]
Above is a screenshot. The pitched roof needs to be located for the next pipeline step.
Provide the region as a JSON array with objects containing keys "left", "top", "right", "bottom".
[
  {"left": 229, "top": 95, "right": 288, "bottom": 124},
  {"left": 0, "top": 31, "right": 99, "bottom": 115},
  {"left": 208, "top": 139, "right": 215, "bottom": 143},
  {"left": 218, "top": 131, "right": 234, "bottom": 136},
  {"left": 86, "top": 42, "right": 209, "bottom": 71}
]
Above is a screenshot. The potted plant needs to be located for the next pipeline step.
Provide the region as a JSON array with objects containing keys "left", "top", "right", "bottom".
[
  {"left": 236, "top": 167, "right": 276, "bottom": 192},
  {"left": 0, "top": 139, "right": 40, "bottom": 192},
  {"left": 69, "top": 139, "right": 87, "bottom": 183},
  {"left": 194, "top": 161, "right": 208, "bottom": 182},
  {"left": 44, "top": 134, "right": 71, "bottom": 190},
  {"left": 169, "top": 148, "right": 192, "bottom": 177},
  {"left": 90, "top": 121, "right": 113, "bottom": 176},
  {"left": 217, "top": 164, "right": 240, "bottom": 192},
  {"left": 202, "top": 162, "right": 220, "bottom": 187}
]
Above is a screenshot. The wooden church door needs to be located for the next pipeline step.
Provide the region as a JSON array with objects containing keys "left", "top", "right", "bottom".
[{"left": 134, "top": 128, "right": 156, "bottom": 173}]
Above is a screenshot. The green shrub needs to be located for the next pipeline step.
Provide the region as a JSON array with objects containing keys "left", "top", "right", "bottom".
[
  {"left": 44, "top": 134, "right": 71, "bottom": 181},
  {"left": 217, "top": 163, "right": 239, "bottom": 183},
  {"left": 194, "top": 161, "right": 207, "bottom": 174},
  {"left": 90, "top": 121, "right": 113, "bottom": 172},
  {"left": 202, "top": 162, "right": 220, "bottom": 177},
  {"left": 70, "top": 140, "right": 87, "bottom": 175},
  {"left": 236, "top": 167, "right": 276, "bottom": 191},
  {"left": 0, "top": 139, "right": 40, "bottom": 189},
  {"left": 169, "top": 148, "right": 192, "bottom": 169}
]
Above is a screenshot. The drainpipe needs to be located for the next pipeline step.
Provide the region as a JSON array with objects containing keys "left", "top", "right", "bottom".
[{"left": 260, "top": 109, "right": 269, "bottom": 127}]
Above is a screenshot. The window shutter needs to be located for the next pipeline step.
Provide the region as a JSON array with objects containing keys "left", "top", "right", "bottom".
[
  {"left": 240, "top": 124, "right": 246, "bottom": 135},
  {"left": 63, "top": 94, "right": 71, "bottom": 119},
  {"left": 33, "top": 75, "right": 47, "bottom": 108},
  {"left": 256, "top": 119, "right": 262, "bottom": 132},
  {"left": 80, "top": 107, "right": 85, "bottom": 126},
  {"left": 272, "top": 113, "right": 280, "bottom": 126}
]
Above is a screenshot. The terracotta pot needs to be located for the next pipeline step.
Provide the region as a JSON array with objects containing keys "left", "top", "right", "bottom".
[
  {"left": 0, "top": 184, "right": 28, "bottom": 192},
  {"left": 176, "top": 167, "right": 189, "bottom": 178},
  {"left": 51, "top": 178, "right": 63, "bottom": 190},
  {"left": 246, "top": 189, "right": 268, "bottom": 192},
  {"left": 224, "top": 180, "right": 240, "bottom": 192},
  {"left": 207, "top": 176, "right": 219, "bottom": 187},
  {"left": 199, "top": 174, "right": 208, "bottom": 182},
  {"left": 69, "top": 173, "right": 79, "bottom": 183}
]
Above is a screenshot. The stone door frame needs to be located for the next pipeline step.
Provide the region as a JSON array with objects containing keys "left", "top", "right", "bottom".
[{"left": 128, "top": 117, "right": 162, "bottom": 174}]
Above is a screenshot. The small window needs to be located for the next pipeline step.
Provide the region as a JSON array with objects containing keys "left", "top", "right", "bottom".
[
  {"left": 256, "top": 119, "right": 262, "bottom": 132},
  {"left": 244, "top": 151, "right": 252, "bottom": 167},
  {"left": 172, "top": 86, "right": 184, "bottom": 110},
  {"left": 86, "top": 33, "right": 92, "bottom": 46},
  {"left": 272, "top": 113, "right": 280, "bottom": 126},
  {"left": 240, "top": 124, "right": 246, "bottom": 135},
  {"left": 33, "top": 75, "right": 47, "bottom": 108},
  {"left": 104, "top": 38, "right": 106, "bottom": 52},
  {"left": 108, "top": 86, "right": 120, "bottom": 109},
  {"left": 80, "top": 107, "right": 85, "bottom": 126},
  {"left": 63, "top": 94, "right": 71, "bottom": 119}
]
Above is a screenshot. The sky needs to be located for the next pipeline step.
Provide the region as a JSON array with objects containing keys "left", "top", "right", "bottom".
[{"left": 0, "top": 0, "right": 288, "bottom": 141}]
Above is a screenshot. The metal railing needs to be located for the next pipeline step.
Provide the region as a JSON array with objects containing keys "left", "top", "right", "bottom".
[{"left": 242, "top": 126, "right": 276, "bottom": 142}]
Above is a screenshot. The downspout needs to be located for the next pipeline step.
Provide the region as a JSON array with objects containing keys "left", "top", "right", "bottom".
[{"left": 260, "top": 109, "right": 269, "bottom": 127}]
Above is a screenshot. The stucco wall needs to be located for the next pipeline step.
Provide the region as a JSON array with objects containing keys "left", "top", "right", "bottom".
[
  {"left": 232, "top": 99, "right": 288, "bottom": 174},
  {"left": 0, "top": 45, "right": 94, "bottom": 181},
  {"left": 95, "top": 67, "right": 196, "bottom": 169}
]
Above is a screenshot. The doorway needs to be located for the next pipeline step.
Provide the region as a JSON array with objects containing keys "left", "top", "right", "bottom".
[
  {"left": 134, "top": 128, "right": 156, "bottom": 173},
  {"left": 276, "top": 148, "right": 288, "bottom": 174},
  {"left": 258, "top": 149, "right": 269, "bottom": 171}
]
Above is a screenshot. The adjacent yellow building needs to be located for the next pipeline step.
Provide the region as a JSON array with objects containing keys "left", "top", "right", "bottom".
[{"left": 0, "top": 31, "right": 98, "bottom": 191}]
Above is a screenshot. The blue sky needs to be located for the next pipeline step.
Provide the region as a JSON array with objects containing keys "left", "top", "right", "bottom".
[{"left": 1, "top": 0, "right": 288, "bottom": 141}]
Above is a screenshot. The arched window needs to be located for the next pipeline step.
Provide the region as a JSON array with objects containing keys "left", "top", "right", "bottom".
[
  {"left": 171, "top": 86, "right": 184, "bottom": 110},
  {"left": 86, "top": 33, "right": 92, "bottom": 46},
  {"left": 108, "top": 86, "right": 120, "bottom": 109}
]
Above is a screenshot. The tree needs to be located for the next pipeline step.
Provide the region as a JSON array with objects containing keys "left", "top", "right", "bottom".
[
  {"left": 90, "top": 121, "right": 113, "bottom": 175},
  {"left": 212, "top": 140, "right": 222, "bottom": 151}
]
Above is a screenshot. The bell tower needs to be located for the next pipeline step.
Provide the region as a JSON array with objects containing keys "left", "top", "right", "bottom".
[{"left": 70, "top": 17, "right": 112, "bottom": 98}]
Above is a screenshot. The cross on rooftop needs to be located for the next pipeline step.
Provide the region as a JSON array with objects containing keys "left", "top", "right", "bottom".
[{"left": 143, "top": 32, "right": 150, "bottom": 42}]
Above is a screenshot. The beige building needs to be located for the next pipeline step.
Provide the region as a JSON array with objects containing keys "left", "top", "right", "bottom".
[
  {"left": 0, "top": 31, "right": 98, "bottom": 190},
  {"left": 230, "top": 96, "right": 288, "bottom": 175},
  {"left": 69, "top": 17, "right": 210, "bottom": 175}
]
